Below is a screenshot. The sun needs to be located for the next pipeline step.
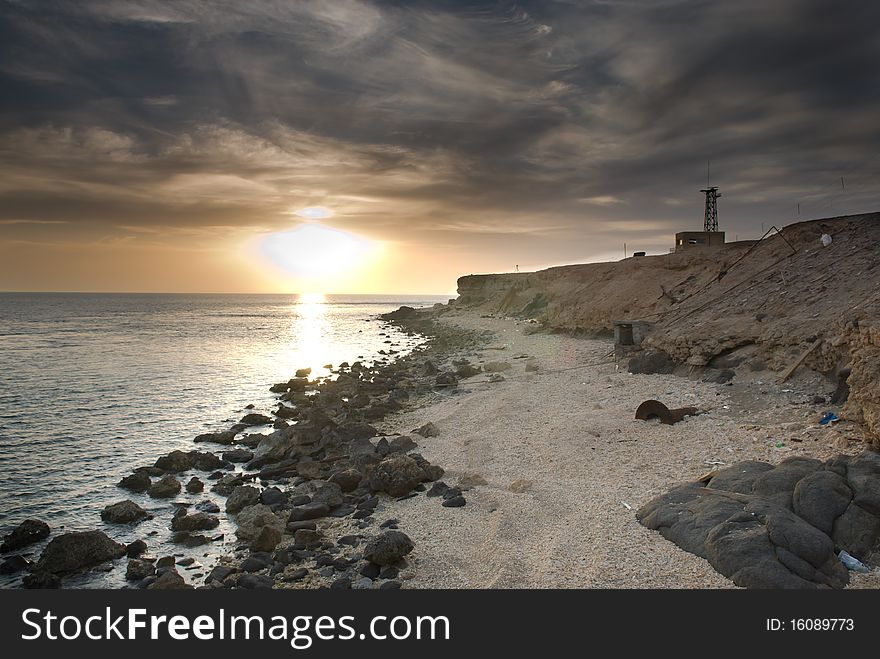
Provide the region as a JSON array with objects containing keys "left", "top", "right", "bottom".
[{"left": 260, "top": 223, "right": 374, "bottom": 278}]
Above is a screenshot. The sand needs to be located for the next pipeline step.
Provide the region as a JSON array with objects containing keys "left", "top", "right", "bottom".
[{"left": 376, "top": 310, "right": 880, "bottom": 589}]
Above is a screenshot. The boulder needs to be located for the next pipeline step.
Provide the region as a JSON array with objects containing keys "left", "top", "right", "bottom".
[
  {"left": 148, "top": 475, "right": 181, "bottom": 499},
  {"left": 329, "top": 469, "right": 363, "bottom": 493},
  {"left": 362, "top": 531, "right": 414, "bottom": 566},
  {"left": 118, "top": 471, "right": 151, "bottom": 493},
  {"left": 126, "top": 558, "right": 155, "bottom": 581},
  {"left": 155, "top": 450, "right": 192, "bottom": 473},
  {"left": 1, "top": 518, "right": 50, "bottom": 552},
  {"left": 368, "top": 454, "right": 426, "bottom": 497},
  {"left": 187, "top": 451, "right": 229, "bottom": 471},
  {"left": 295, "top": 480, "right": 343, "bottom": 508},
  {"left": 226, "top": 485, "right": 260, "bottom": 513},
  {"left": 0, "top": 555, "right": 31, "bottom": 574},
  {"left": 100, "top": 500, "right": 152, "bottom": 524},
  {"left": 186, "top": 477, "right": 204, "bottom": 493},
  {"left": 171, "top": 512, "right": 219, "bottom": 533},
  {"left": 35, "top": 531, "right": 126, "bottom": 574},
  {"left": 193, "top": 430, "right": 238, "bottom": 445},
  {"left": 288, "top": 503, "right": 330, "bottom": 522},
  {"left": 22, "top": 571, "right": 61, "bottom": 589},
  {"left": 240, "top": 413, "right": 272, "bottom": 426},
  {"left": 235, "top": 504, "right": 285, "bottom": 546},
  {"left": 147, "top": 569, "right": 192, "bottom": 590},
  {"left": 222, "top": 449, "right": 254, "bottom": 463}
]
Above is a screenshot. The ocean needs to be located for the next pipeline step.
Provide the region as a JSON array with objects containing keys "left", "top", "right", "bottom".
[{"left": 0, "top": 292, "right": 447, "bottom": 588}]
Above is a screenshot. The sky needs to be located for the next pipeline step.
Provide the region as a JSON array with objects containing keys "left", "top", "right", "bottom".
[{"left": 1, "top": 0, "right": 879, "bottom": 294}]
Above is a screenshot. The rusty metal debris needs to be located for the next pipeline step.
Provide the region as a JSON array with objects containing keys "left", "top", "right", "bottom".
[{"left": 634, "top": 399, "right": 700, "bottom": 425}]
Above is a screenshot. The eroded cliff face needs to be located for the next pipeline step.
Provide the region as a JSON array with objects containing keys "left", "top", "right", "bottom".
[{"left": 453, "top": 213, "right": 880, "bottom": 441}]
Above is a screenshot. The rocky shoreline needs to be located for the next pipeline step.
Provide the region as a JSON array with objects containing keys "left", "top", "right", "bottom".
[{"left": 1, "top": 304, "right": 488, "bottom": 589}]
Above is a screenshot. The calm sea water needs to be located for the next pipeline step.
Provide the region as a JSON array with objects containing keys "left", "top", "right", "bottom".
[{"left": 0, "top": 293, "right": 446, "bottom": 588}]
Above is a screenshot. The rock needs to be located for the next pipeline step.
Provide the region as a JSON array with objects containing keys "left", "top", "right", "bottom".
[
  {"left": 222, "top": 449, "right": 254, "bottom": 463},
  {"left": 250, "top": 525, "right": 282, "bottom": 552},
  {"left": 379, "top": 580, "right": 402, "bottom": 590},
  {"left": 360, "top": 562, "right": 381, "bottom": 579},
  {"left": 352, "top": 577, "right": 373, "bottom": 590},
  {"left": 1, "top": 518, "right": 51, "bottom": 552},
  {"left": 329, "top": 469, "right": 363, "bottom": 493},
  {"left": 155, "top": 450, "right": 192, "bottom": 473},
  {"left": 186, "top": 477, "right": 204, "bottom": 493},
  {"left": 240, "top": 413, "right": 272, "bottom": 426},
  {"left": 704, "top": 368, "right": 736, "bottom": 384},
  {"left": 508, "top": 479, "right": 533, "bottom": 493},
  {"left": 22, "top": 572, "right": 61, "bottom": 589},
  {"left": 442, "top": 487, "right": 462, "bottom": 500},
  {"left": 368, "top": 454, "right": 425, "bottom": 497},
  {"left": 357, "top": 495, "right": 379, "bottom": 511},
  {"left": 240, "top": 554, "right": 273, "bottom": 572},
  {"left": 196, "top": 500, "right": 221, "bottom": 513},
  {"left": 412, "top": 422, "right": 439, "bottom": 438},
  {"left": 226, "top": 485, "right": 260, "bottom": 513},
  {"left": 157, "top": 556, "right": 176, "bottom": 568},
  {"left": 35, "top": 530, "right": 126, "bottom": 574},
  {"left": 295, "top": 367, "right": 312, "bottom": 378},
  {"left": 483, "top": 361, "right": 511, "bottom": 373},
  {"left": 293, "top": 529, "right": 321, "bottom": 550},
  {"left": 422, "top": 360, "right": 439, "bottom": 375},
  {"left": 628, "top": 349, "right": 676, "bottom": 375},
  {"left": 126, "top": 539, "right": 147, "bottom": 557},
  {"left": 288, "top": 502, "right": 331, "bottom": 522},
  {"left": 237, "top": 573, "right": 274, "bottom": 589},
  {"left": 525, "top": 359, "right": 539, "bottom": 372},
  {"left": 207, "top": 565, "right": 236, "bottom": 583},
  {"left": 426, "top": 481, "right": 449, "bottom": 497},
  {"left": 296, "top": 480, "right": 344, "bottom": 508},
  {"left": 282, "top": 567, "right": 309, "bottom": 582},
  {"left": 455, "top": 364, "right": 481, "bottom": 378},
  {"left": 235, "top": 505, "right": 285, "bottom": 546},
  {"left": 260, "top": 486, "right": 285, "bottom": 506},
  {"left": 442, "top": 496, "right": 466, "bottom": 508},
  {"left": 194, "top": 430, "right": 237, "bottom": 445},
  {"left": 188, "top": 451, "right": 230, "bottom": 471},
  {"left": 434, "top": 372, "right": 457, "bottom": 386},
  {"left": 388, "top": 435, "right": 419, "bottom": 453},
  {"left": 0, "top": 555, "right": 31, "bottom": 574},
  {"left": 362, "top": 530, "right": 414, "bottom": 566},
  {"left": 148, "top": 475, "right": 181, "bottom": 499},
  {"left": 792, "top": 470, "right": 853, "bottom": 535},
  {"left": 171, "top": 512, "right": 219, "bottom": 533},
  {"left": 379, "top": 566, "right": 399, "bottom": 580},
  {"left": 148, "top": 569, "right": 192, "bottom": 590},
  {"left": 330, "top": 576, "right": 352, "bottom": 590},
  {"left": 118, "top": 471, "right": 151, "bottom": 493},
  {"left": 126, "top": 558, "right": 155, "bottom": 581},
  {"left": 101, "top": 500, "right": 152, "bottom": 524},
  {"left": 286, "top": 520, "right": 317, "bottom": 532},
  {"left": 458, "top": 474, "right": 487, "bottom": 488}
]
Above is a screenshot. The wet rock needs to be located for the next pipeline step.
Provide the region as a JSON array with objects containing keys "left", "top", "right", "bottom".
[
  {"left": 155, "top": 450, "right": 192, "bottom": 473},
  {"left": 196, "top": 500, "right": 221, "bottom": 513},
  {"left": 362, "top": 530, "right": 414, "bottom": 566},
  {"left": 222, "top": 449, "right": 254, "bottom": 463},
  {"left": 1, "top": 518, "right": 51, "bottom": 552},
  {"left": 194, "top": 430, "right": 238, "bottom": 445},
  {"left": 126, "top": 539, "right": 147, "bottom": 557},
  {"left": 186, "top": 477, "right": 204, "bottom": 494},
  {"left": 329, "top": 469, "right": 363, "bottom": 493},
  {"left": 171, "top": 512, "right": 219, "bottom": 533},
  {"left": 22, "top": 571, "right": 61, "bottom": 589},
  {"left": 442, "top": 496, "right": 466, "bottom": 508},
  {"left": 126, "top": 558, "right": 156, "bottom": 581},
  {"left": 156, "top": 556, "right": 176, "bottom": 568},
  {"left": 148, "top": 569, "right": 191, "bottom": 590},
  {"left": 226, "top": 485, "right": 260, "bottom": 513},
  {"left": 101, "top": 500, "right": 152, "bottom": 524},
  {"left": 0, "top": 555, "right": 31, "bottom": 574},
  {"left": 240, "top": 413, "right": 272, "bottom": 426},
  {"left": 118, "top": 471, "right": 151, "bottom": 493},
  {"left": 188, "top": 451, "right": 228, "bottom": 471},
  {"left": 368, "top": 454, "right": 425, "bottom": 497},
  {"left": 148, "top": 475, "right": 181, "bottom": 499},
  {"left": 36, "top": 530, "right": 126, "bottom": 574}
]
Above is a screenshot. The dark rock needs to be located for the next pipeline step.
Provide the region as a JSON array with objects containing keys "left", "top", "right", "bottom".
[
  {"left": 148, "top": 569, "right": 191, "bottom": 590},
  {"left": 792, "top": 470, "right": 852, "bottom": 535},
  {"left": 240, "top": 413, "right": 272, "bottom": 426},
  {"left": 368, "top": 454, "right": 425, "bottom": 497},
  {"left": 426, "top": 481, "right": 450, "bottom": 497},
  {"left": 628, "top": 349, "right": 676, "bottom": 375},
  {"left": 260, "top": 487, "right": 285, "bottom": 506},
  {"left": 207, "top": 565, "right": 236, "bottom": 583},
  {"left": 388, "top": 435, "right": 419, "bottom": 453},
  {"left": 330, "top": 576, "right": 352, "bottom": 590},
  {"left": 196, "top": 500, "right": 221, "bottom": 513},
  {"left": 22, "top": 571, "right": 61, "bottom": 589},
  {"left": 442, "top": 495, "right": 466, "bottom": 508},
  {"left": 222, "top": 449, "right": 254, "bottom": 463},
  {"left": 286, "top": 520, "right": 317, "bottom": 532},
  {"left": 156, "top": 556, "right": 176, "bottom": 568},
  {"left": 250, "top": 525, "right": 282, "bottom": 552},
  {"left": 289, "top": 494, "right": 312, "bottom": 507},
  {"left": 288, "top": 502, "right": 330, "bottom": 522},
  {"left": 338, "top": 535, "right": 359, "bottom": 547},
  {"left": 434, "top": 372, "right": 457, "bottom": 386},
  {"left": 422, "top": 360, "right": 439, "bottom": 375},
  {"left": 241, "top": 554, "right": 273, "bottom": 572},
  {"left": 329, "top": 504, "right": 356, "bottom": 517},
  {"left": 148, "top": 475, "right": 181, "bottom": 499},
  {"left": 171, "top": 512, "right": 219, "bottom": 533},
  {"left": 101, "top": 500, "right": 152, "bottom": 524},
  {"left": 293, "top": 529, "right": 321, "bottom": 550},
  {"left": 379, "top": 580, "right": 402, "bottom": 590},
  {"left": 155, "top": 450, "right": 192, "bottom": 473},
  {"left": 186, "top": 477, "right": 204, "bottom": 493},
  {"left": 412, "top": 422, "right": 440, "bottom": 438},
  {"left": 1, "top": 518, "right": 51, "bottom": 552},
  {"left": 225, "top": 485, "right": 260, "bottom": 513},
  {"left": 704, "top": 369, "right": 736, "bottom": 384},
  {"left": 362, "top": 530, "right": 414, "bottom": 566},
  {"left": 329, "top": 469, "right": 363, "bottom": 493},
  {"left": 706, "top": 462, "right": 775, "bottom": 494},
  {"left": 0, "top": 555, "right": 31, "bottom": 574},
  {"left": 126, "top": 540, "right": 147, "bottom": 557},
  {"left": 379, "top": 566, "right": 399, "bottom": 580},
  {"left": 360, "top": 562, "right": 381, "bottom": 578},
  {"left": 194, "top": 430, "right": 238, "bottom": 445},
  {"left": 36, "top": 530, "right": 126, "bottom": 574},
  {"left": 188, "top": 451, "right": 230, "bottom": 471},
  {"left": 282, "top": 567, "right": 309, "bottom": 582},
  {"left": 126, "top": 558, "right": 155, "bottom": 581},
  {"left": 357, "top": 495, "right": 379, "bottom": 511},
  {"left": 118, "top": 471, "right": 151, "bottom": 493}
]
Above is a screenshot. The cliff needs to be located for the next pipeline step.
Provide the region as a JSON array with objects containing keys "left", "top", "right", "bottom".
[{"left": 453, "top": 212, "right": 880, "bottom": 440}]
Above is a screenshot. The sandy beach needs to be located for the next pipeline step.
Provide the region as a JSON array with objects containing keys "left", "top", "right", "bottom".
[{"left": 376, "top": 309, "right": 880, "bottom": 588}]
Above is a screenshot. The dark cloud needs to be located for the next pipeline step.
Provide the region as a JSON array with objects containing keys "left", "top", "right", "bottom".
[{"left": 1, "top": 0, "right": 879, "bottom": 276}]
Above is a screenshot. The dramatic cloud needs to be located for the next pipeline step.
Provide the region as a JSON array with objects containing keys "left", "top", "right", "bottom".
[{"left": 1, "top": 0, "right": 878, "bottom": 292}]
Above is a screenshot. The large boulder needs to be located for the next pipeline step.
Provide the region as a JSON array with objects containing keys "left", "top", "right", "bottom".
[
  {"left": 118, "top": 471, "right": 151, "bottom": 493},
  {"left": 100, "top": 500, "right": 152, "bottom": 525},
  {"left": 148, "top": 475, "right": 181, "bottom": 499},
  {"left": 363, "top": 531, "right": 414, "bottom": 566},
  {"left": 368, "top": 454, "right": 426, "bottom": 497},
  {"left": 35, "top": 531, "right": 126, "bottom": 574},
  {"left": 154, "top": 450, "right": 192, "bottom": 473},
  {"left": 1, "top": 519, "right": 50, "bottom": 552}
]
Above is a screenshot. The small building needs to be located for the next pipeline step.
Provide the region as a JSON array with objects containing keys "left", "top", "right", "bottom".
[{"left": 674, "top": 231, "right": 726, "bottom": 251}]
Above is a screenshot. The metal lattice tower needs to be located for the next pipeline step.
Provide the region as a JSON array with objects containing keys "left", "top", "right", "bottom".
[{"left": 700, "top": 186, "right": 720, "bottom": 232}]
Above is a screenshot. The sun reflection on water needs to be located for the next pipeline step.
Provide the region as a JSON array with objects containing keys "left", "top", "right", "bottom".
[{"left": 284, "top": 293, "right": 331, "bottom": 377}]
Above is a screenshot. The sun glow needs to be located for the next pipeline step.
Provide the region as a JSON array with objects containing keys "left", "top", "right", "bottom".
[{"left": 259, "top": 223, "right": 377, "bottom": 280}]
